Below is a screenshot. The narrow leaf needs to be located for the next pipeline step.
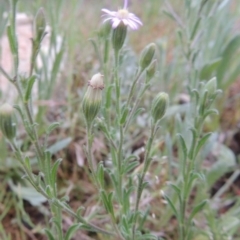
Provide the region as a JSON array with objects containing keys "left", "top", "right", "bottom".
[
  {"left": 65, "top": 224, "right": 81, "bottom": 240},
  {"left": 195, "top": 133, "right": 212, "bottom": 157},
  {"left": 24, "top": 75, "right": 36, "bottom": 102},
  {"left": 44, "top": 229, "right": 55, "bottom": 240},
  {"left": 189, "top": 200, "right": 207, "bottom": 221}
]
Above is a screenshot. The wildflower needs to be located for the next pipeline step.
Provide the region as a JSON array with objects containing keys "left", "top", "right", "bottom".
[
  {"left": 151, "top": 92, "right": 169, "bottom": 123},
  {"left": 0, "top": 103, "right": 17, "bottom": 140},
  {"left": 140, "top": 43, "right": 156, "bottom": 71},
  {"left": 82, "top": 73, "right": 104, "bottom": 126},
  {"left": 101, "top": 0, "right": 142, "bottom": 30}
]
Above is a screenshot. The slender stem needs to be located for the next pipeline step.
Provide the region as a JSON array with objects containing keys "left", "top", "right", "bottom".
[
  {"left": 117, "top": 125, "right": 124, "bottom": 202},
  {"left": 124, "top": 85, "right": 148, "bottom": 132},
  {"left": 132, "top": 124, "right": 155, "bottom": 239},
  {"left": 86, "top": 123, "right": 99, "bottom": 185},
  {"left": 86, "top": 124, "right": 124, "bottom": 239},
  {"left": 13, "top": 80, "right": 44, "bottom": 168},
  {"left": 10, "top": 140, "right": 113, "bottom": 236},
  {"left": 114, "top": 50, "right": 120, "bottom": 115},
  {"left": 125, "top": 69, "right": 143, "bottom": 108},
  {"left": 113, "top": 49, "right": 124, "bottom": 203}
]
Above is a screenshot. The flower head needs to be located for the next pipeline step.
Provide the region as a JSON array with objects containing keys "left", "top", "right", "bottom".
[
  {"left": 0, "top": 103, "right": 17, "bottom": 140},
  {"left": 102, "top": 0, "right": 142, "bottom": 30},
  {"left": 82, "top": 73, "right": 104, "bottom": 126}
]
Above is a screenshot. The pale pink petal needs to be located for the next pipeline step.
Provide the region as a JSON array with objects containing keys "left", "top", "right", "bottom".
[
  {"left": 127, "top": 20, "right": 138, "bottom": 30},
  {"left": 122, "top": 19, "right": 128, "bottom": 25},
  {"left": 101, "top": 9, "right": 117, "bottom": 16},
  {"left": 112, "top": 19, "right": 121, "bottom": 28},
  {"left": 103, "top": 18, "right": 113, "bottom": 23},
  {"left": 129, "top": 14, "right": 143, "bottom": 25}
]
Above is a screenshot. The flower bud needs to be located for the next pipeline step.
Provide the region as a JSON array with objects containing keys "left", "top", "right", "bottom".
[
  {"left": 112, "top": 22, "right": 127, "bottom": 51},
  {"left": 146, "top": 59, "right": 157, "bottom": 81},
  {"left": 82, "top": 73, "right": 104, "bottom": 125},
  {"left": 205, "top": 77, "right": 217, "bottom": 99},
  {"left": 140, "top": 43, "right": 156, "bottom": 71},
  {"left": 34, "top": 8, "right": 46, "bottom": 43},
  {"left": 151, "top": 92, "right": 169, "bottom": 123},
  {"left": 0, "top": 103, "right": 17, "bottom": 140}
]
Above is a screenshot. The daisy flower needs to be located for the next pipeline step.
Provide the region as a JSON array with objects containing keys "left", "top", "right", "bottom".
[{"left": 101, "top": 0, "right": 143, "bottom": 30}]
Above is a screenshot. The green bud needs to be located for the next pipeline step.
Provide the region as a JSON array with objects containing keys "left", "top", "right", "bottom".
[
  {"left": 34, "top": 8, "right": 46, "bottom": 43},
  {"left": 112, "top": 22, "right": 127, "bottom": 51},
  {"left": 82, "top": 73, "right": 104, "bottom": 126},
  {"left": 99, "top": 21, "right": 112, "bottom": 39},
  {"left": 205, "top": 77, "right": 217, "bottom": 99},
  {"left": 146, "top": 59, "right": 157, "bottom": 81},
  {"left": 151, "top": 92, "right": 169, "bottom": 123},
  {"left": 0, "top": 103, "right": 17, "bottom": 140},
  {"left": 140, "top": 43, "right": 156, "bottom": 71}
]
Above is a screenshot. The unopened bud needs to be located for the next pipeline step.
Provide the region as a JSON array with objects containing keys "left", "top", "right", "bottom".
[
  {"left": 0, "top": 103, "right": 17, "bottom": 140},
  {"left": 82, "top": 73, "right": 104, "bottom": 125},
  {"left": 205, "top": 77, "right": 217, "bottom": 99},
  {"left": 151, "top": 92, "right": 169, "bottom": 123},
  {"left": 146, "top": 59, "right": 157, "bottom": 80},
  {"left": 34, "top": 8, "right": 46, "bottom": 43},
  {"left": 140, "top": 43, "right": 156, "bottom": 71},
  {"left": 112, "top": 22, "right": 127, "bottom": 51}
]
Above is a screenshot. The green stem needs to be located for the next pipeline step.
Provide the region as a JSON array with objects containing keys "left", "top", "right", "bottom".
[
  {"left": 132, "top": 124, "right": 155, "bottom": 239},
  {"left": 126, "top": 69, "right": 143, "bottom": 108},
  {"left": 114, "top": 50, "right": 120, "bottom": 115},
  {"left": 86, "top": 124, "right": 124, "bottom": 239},
  {"left": 10, "top": 140, "right": 113, "bottom": 236},
  {"left": 86, "top": 123, "right": 98, "bottom": 185}
]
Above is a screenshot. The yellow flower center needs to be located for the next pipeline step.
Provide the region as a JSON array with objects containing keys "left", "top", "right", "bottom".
[{"left": 117, "top": 9, "right": 129, "bottom": 19}]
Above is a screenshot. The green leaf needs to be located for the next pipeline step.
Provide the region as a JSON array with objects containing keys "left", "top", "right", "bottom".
[
  {"left": 65, "top": 224, "right": 81, "bottom": 240},
  {"left": 8, "top": 181, "right": 46, "bottom": 206},
  {"left": 47, "top": 122, "right": 60, "bottom": 134},
  {"left": 219, "top": 216, "right": 240, "bottom": 235},
  {"left": 45, "top": 185, "right": 53, "bottom": 198},
  {"left": 48, "top": 40, "right": 65, "bottom": 98},
  {"left": 51, "top": 158, "right": 62, "bottom": 187},
  {"left": 76, "top": 206, "right": 85, "bottom": 218},
  {"left": 24, "top": 75, "right": 36, "bottom": 102},
  {"left": 133, "top": 108, "right": 145, "bottom": 119},
  {"left": 202, "top": 109, "right": 218, "bottom": 121},
  {"left": 164, "top": 194, "right": 179, "bottom": 220},
  {"left": 100, "top": 190, "right": 110, "bottom": 213},
  {"left": 139, "top": 233, "right": 158, "bottom": 240},
  {"left": 107, "top": 192, "right": 114, "bottom": 215},
  {"left": 51, "top": 217, "right": 62, "bottom": 234},
  {"left": 7, "top": 25, "right": 17, "bottom": 56},
  {"left": 200, "top": 58, "right": 222, "bottom": 80},
  {"left": 47, "top": 137, "right": 72, "bottom": 154},
  {"left": 106, "top": 85, "right": 113, "bottom": 109},
  {"left": 190, "top": 17, "right": 201, "bottom": 40},
  {"left": 217, "top": 35, "right": 240, "bottom": 85},
  {"left": 189, "top": 200, "right": 207, "bottom": 221},
  {"left": 195, "top": 132, "right": 212, "bottom": 157},
  {"left": 122, "top": 215, "right": 130, "bottom": 234},
  {"left": 45, "top": 229, "right": 55, "bottom": 240},
  {"left": 206, "top": 143, "right": 236, "bottom": 187},
  {"left": 120, "top": 107, "right": 129, "bottom": 125},
  {"left": 188, "top": 128, "right": 197, "bottom": 159},
  {"left": 169, "top": 183, "right": 182, "bottom": 204},
  {"left": 97, "top": 162, "right": 105, "bottom": 188},
  {"left": 123, "top": 160, "right": 139, "bottom": 174},
  {"left": 24, "top": 157, "right": 32, "bottom": 171},
  {"left": 177, "top": 134, "right": 188, "bottom": 161}
]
